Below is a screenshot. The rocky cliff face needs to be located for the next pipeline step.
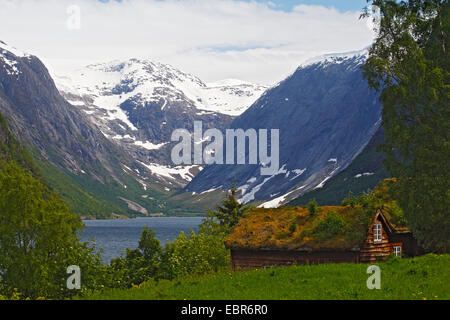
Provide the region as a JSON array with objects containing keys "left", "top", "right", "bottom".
[
  {"left": 0, "top": 41, "right": 128, "bottom": 183},
  {"left": 185, "top": 50, "right": 383, "bottom": 207},
  {"left": 0, "top": 112, "right": 41, "bottom": 176}
]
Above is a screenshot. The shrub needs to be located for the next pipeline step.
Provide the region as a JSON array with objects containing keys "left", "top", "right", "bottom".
[
  {"left": 110, "top": 227, "right": 163, "bottom": 288},
  {"left": 313, "top": 212, "right": 346, "bottom": 241},
  {"left": 289, "top": 219, "right": 298, "bottom": 233},
  {"left": 307, "top": 199, "right": 319, "bottom": 217},
  {"left": 162, "top": 219, "right": 230, "bottom": 279},
  {"left": 111, "top": 218, "right": 231, "bottom": 285}
]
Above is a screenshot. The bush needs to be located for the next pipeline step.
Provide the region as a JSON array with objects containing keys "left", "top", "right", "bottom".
[
  {"left": 289, "top": 219, "right": 298, "bottom": 233},
  {"left": 307, "top": 199, "right": 319, "bottom": 216},
  {"left": 111, "top": 218, "right": 231, "bottom": 285},
  {"left": 110, "top": 227, "right": 163, "bottom": 288},
  {"left": 313, "top": 212, "right": 346, "bottom": 241},
  {"left": 161, "top": 219, "right": 230, "bottom": 280}
]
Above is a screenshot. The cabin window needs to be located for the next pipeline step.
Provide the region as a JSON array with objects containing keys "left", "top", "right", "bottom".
[
  {"left": 393, "top": 246, "right": 402, "bottom": 257},
  {"left": 373, "top": 223, "right": 382, "bottom": 242}
]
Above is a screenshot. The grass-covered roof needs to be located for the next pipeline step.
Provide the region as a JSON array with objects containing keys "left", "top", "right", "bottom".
[{"left": 226, "top": 179, "right": 409, "bottom": 251}]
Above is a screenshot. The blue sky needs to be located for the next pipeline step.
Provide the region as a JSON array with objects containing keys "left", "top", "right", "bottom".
[
  {"left": 99, "top": 0, "right": 369, "bottom": 13},
  {"left": 242, "top": 0, "right": 368, "bottom": 12}
]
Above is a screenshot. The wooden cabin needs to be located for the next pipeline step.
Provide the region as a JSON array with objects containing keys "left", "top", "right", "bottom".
[{"left": 226, "top": 207, "right": 422, "bottom": 270}]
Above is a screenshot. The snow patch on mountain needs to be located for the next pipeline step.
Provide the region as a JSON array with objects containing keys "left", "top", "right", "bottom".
[
  {"left": 138, "top": 161, "right": 201, "bottom": 183},
  {"left": 203, "top": 79, "right": 268, "bottom": 116},
  {"left": 258, "top": 184, "right": 307, "bottom": 208},
  {"left": 134, "top": 140, "right": 168, "bottom": 150},
  {"left": 0, "top": 40, "right": 30, "bottom": 58},
  {"left": 287, "top": 168, "right": 307, "bottom": 180},
  {"left": 0, "top": 57, "right": 20, "bottom": 76},
  {"left": 0, "top": 41, "right": 31, "bottom": 76},
  {"left": 314, "top": 166, "right": 342, "bottom": 190},
  {"left": 355, "top": 172, "right": 374, "bottom": 178},
  {"left": 301, "top": 48, "right": 369, "bottom": 69},
  {"left": 239, "top": 165, "right": 289, "bottom": 204}
]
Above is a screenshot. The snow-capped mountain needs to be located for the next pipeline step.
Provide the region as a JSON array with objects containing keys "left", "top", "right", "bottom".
[
  {"left": 56, "top": 60, "right": 266, "bottom": 117},
  {"left": 0, "top": 40, "right": 230, "bottom": 216},
  {"left": 186, "top": 49, "right": 382, "bottom": 208},
  {"left": 54, "top": 59, "right": 267, "bottom": 185}
]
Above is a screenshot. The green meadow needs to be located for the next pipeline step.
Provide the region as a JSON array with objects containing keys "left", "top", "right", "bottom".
[{"left": 80, "top": 254, "right": 449, "bottom": 300}]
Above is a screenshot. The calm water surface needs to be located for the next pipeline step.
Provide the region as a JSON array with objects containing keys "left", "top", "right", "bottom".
[{"left": 80, "top": 217, "right": 203, "bottom": 263}]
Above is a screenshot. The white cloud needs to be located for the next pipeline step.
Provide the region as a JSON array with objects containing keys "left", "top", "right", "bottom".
[{"left": 0, "top": 0, "right": 375, "bottom": 85}]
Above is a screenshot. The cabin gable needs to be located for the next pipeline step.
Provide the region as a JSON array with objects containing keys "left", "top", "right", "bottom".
[{"left": 360, "top": 209, "right": 402, "bottom": 263}]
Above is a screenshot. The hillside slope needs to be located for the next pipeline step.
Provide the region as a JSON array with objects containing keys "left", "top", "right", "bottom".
[
  {"left": 0, "top": 112, "right": 39, "bottom": 175},
  {"left": 288, "top": 127, "right": 389, "bottom": 206}
]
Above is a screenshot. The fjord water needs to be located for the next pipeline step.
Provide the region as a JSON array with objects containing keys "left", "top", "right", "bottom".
[{"left": 80, "top": 217, "right": 203, "bottom": 263}]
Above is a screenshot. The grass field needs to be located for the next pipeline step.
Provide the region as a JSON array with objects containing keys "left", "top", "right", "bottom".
[{"left": 80, "top": 254, "right": 449, "bottom": 300}]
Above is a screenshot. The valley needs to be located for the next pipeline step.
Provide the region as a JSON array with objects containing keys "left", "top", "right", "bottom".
[{"left": 0, "top": 40, "right": 386, "bottom": 218}]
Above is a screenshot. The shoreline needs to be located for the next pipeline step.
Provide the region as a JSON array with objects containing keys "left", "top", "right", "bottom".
[{"left": 80, "top": 213, "right": 208, "bottom": 221}]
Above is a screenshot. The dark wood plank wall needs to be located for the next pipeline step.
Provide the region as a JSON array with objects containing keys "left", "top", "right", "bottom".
[
  {"left": 230, "top": 249, "right": 360, "bottom": 270},
  {"left": 390, "top": 232, "right": 424, "bottom": 257}
]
